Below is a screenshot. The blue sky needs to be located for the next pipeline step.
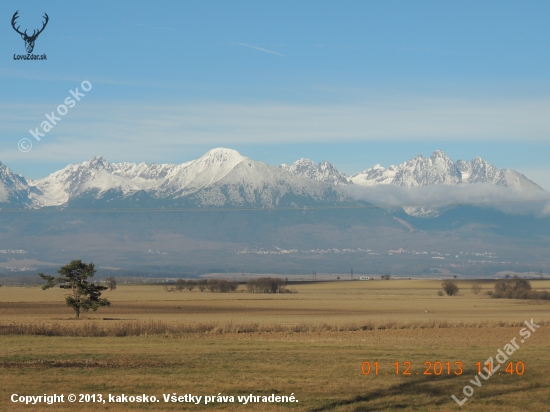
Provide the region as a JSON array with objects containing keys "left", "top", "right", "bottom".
[{"left": 1, "top": 1, "right": 549, "bottom": 189}]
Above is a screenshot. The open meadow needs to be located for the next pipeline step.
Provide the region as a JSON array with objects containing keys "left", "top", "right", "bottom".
[{"left": 1, "top": 279, "right": 549, "bottom": 411}]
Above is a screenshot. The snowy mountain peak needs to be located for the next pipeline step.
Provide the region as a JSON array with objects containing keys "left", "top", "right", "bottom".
[
  {"left": 351, "top": 150, "right": 461, "bottom": 188},
  {"left": 350, "top": 150, "right": 542, "bottom": 191},
  {"left": 156, "top": 148, "right": 248, "bottom": 193},
  {"left": 89, "top": 155, "right": 107, "bottom": 162},
  {"left": 280, "top": 158, "right": 349, "bottom": 185},
  {"left": 456, "top": 157, "right": 542, "bottom": 190},
  {"left": 430, "top": 149, "right": 449, "bottom": 159},
  {"left": 0, "top": 162, "right": 32, "bottom": 207},
  {"left": 85, "top": 156, "right": 110, "bottom": 170},
  {"left": 200, "top": 148, "right": 246, "bottom": 164}
]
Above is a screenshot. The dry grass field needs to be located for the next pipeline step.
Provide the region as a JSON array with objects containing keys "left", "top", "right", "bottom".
[{"left": 1, "top": 279, "right": 549, "bottom": 411}]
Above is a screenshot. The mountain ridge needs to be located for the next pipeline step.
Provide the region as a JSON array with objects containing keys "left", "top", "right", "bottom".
[
  {"left": 21, "top": 148, "right": 352, "bottom": 210},
  {"left": 0, "top": 148, "right": 544, "bottom": 211},
  {"left": 348, "top": 150, "right": 542, "bottom": 190}
]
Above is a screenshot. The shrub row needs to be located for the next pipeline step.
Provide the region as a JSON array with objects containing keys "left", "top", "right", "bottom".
[
  {"left": 246, "top": 277, "right": 290, "bottom": 293},
  {"left": 491, "top": 290, "right": 550, "bottom": 300},
  {"left": 171, "top": 278, "right": 290, "bottom": 293},
  {"left": 173, "top": 279, "right": 238, "bottom": 293}
]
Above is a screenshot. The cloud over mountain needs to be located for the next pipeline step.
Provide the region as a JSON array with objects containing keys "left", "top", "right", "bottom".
[{"left": 343, "top": 183, "right": 550, "bottom": 217}]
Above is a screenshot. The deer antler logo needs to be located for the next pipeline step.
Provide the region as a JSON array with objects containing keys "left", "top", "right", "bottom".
[{"left": 11, "top": 11, "right": 49, "bottom": 54}]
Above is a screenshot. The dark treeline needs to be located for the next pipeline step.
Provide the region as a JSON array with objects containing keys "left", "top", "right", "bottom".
[
  {"left": 0, "top": 274, "right": 45, "bottom": 286},
  {"left": 246, "top": 277, "right": 289, "bottom": 293},
  {"left": 168, "top": 277, "right": 291, "bottom": 293},
  {"left": 173, "top": 279, "right": 239, "bottom": 293}
]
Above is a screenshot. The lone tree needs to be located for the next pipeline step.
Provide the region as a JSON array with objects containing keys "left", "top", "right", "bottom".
[
  {"left": 39, "top": 260, "right": 110, "bottom": 319},
  {"left": 442, "top": 280, "right": 459, "bottom": 296},
  {"left": 105, "top": 276, "right": 117, "bottom": 291}
]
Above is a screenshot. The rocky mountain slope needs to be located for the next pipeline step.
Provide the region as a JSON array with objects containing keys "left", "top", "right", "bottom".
[
  {"left": 0, "top": 162, "right": 33, "bottom": 208},
  {"left": 280, "top": 159, "right": 350, "bottom": 185},
  {"left": 349, "top": 150, "right": 542, "bottom": 190},
  {"left": 0, "top": 148, "right": 544, "bottom": 211},
  {"left": 24, "top": 148, "right": 351, "bottom": 209}
]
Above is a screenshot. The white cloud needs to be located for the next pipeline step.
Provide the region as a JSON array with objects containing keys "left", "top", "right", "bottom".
[
  {"left": 343, "top": 183, "right": 550, "bottom": 217},
  {"left": 4, "top": 96, "right": 550, "bottom": 140},
  {"left": 2, "top": 97, "right": 550, "bottom": 169}
]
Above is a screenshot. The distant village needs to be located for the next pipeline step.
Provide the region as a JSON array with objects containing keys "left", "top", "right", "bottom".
[{"left": 236, "top": 247, "right": 498, "bottom": 261}]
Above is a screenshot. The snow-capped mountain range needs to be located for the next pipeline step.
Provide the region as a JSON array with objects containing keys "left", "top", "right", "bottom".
[
  {"left": 351, "top": 150, "right": 542, "bottom": 190},
  {"left": 0, "top": 148, "right": 543, "bottom": 211},
  {"left": 4, "top": 148, "right": 348, "bottom": 209},
  {"left": 284, "top": 150, "right": 542, "bottom": 191}
]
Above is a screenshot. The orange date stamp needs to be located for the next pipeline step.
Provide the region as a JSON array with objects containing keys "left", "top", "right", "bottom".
[{"left": 361, "top": 361, "right": 525, "bottom": 376}]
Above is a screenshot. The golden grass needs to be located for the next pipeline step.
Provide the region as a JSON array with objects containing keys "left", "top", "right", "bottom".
[
  {"left": 3, "top": 318, "right": 549, "bottom": 337},
  {"left": 1, "top": 280, "right": 549, "bottom": 327},
  {"left": 0, "top": 280, "right": 549, "bottom": 411},
  {"left": 1, "top": 328, "right": 549, "bottom": 411}
]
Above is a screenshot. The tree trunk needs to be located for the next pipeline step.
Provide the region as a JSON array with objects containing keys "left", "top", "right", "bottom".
[{"left": 75, "top": 309, "right": 80, "bottom": 319}]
